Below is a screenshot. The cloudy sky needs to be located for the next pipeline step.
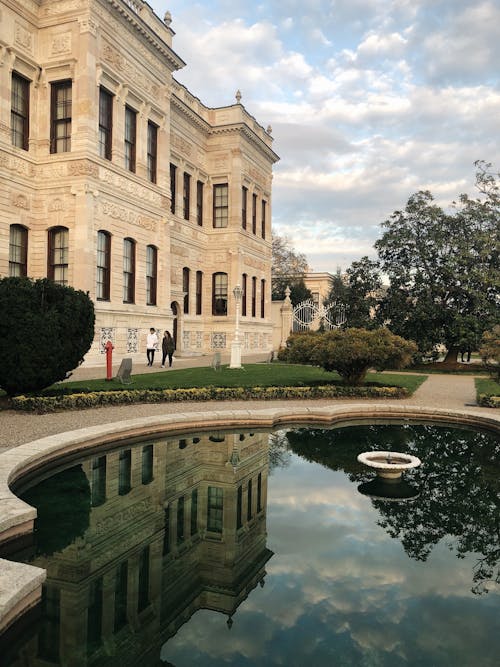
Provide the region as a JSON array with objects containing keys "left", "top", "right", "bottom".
[{"left": 149, "top": 0, "right": 500, "bottom": 272}]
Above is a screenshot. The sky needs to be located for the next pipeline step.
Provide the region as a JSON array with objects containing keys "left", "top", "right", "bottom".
[{"left": 149, "top": 0, "right": 500, "bottom": 272}]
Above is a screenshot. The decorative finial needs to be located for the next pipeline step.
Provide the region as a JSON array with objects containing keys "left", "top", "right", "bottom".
[
  {"left": 235, "top": 89, "right": 242, "bottom": 103},
  {"left": 267, "top": 125, "right": 272, "bottom": 134},
  {"left": 164, "top": 11, "right": 172, "bottom": 26}
]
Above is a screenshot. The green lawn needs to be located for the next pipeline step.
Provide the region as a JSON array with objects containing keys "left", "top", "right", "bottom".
[
  {"left": 53, "top": 363, "right": 426, "bottom": 395},
  {"left": 475, "top": 377, "right": 500, "bottom": 398}
]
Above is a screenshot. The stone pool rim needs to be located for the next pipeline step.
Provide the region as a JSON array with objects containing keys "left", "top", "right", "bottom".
[{"left": 1, "top": 402, "right": 499, "bottom": 635}]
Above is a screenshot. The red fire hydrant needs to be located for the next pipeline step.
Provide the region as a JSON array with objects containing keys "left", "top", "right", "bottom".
[{"left": 105, "top": 340, "right": 114, "bottom": 381}]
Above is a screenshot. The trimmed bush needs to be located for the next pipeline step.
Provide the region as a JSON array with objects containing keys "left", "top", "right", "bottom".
[
  {"left": 279, "top": 328, "right": 417, "bottom": 385},
  {"left": 10, "top": 384, "right": 408, "bottom": 413},
  {"left": 0, "top": 277, "right": 95, "bottom": 395}
]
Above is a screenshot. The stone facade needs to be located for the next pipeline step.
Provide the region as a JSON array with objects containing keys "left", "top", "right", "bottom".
[{"left": 0, "top": 0, "right": 278, "bottom": 365}]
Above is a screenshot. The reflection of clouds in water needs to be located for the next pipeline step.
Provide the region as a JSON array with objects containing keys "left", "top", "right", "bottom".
[{"left": 163, "top": 453, "right": 500, "bottom": 667}]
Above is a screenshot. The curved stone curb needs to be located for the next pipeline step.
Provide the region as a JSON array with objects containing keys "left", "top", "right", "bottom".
[{"left": 1, "top": 403, "right": 498, "bottom": 634}]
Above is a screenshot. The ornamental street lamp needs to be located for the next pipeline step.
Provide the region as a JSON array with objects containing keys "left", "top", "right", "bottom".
[{"left": 229, "top": 283, "right": 243, "bottom": 369}]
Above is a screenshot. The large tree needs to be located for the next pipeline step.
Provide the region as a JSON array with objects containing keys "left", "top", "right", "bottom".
[
  {"left": 0, "top": 277, "right": 95, "bottom": 395},
  {"left": 375, "top": 162, "right": 499, "bottom": 362},
  {"left": 272, "top": 234, "right": 311, "bottom": 304},
  {"left": 326, "top": 257, "right": 382, "bottom": 328}
]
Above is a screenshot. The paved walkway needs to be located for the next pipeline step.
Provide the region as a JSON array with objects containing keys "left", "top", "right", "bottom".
[{"left": 0, "top": 366, "right": 495, "bottom": 454}]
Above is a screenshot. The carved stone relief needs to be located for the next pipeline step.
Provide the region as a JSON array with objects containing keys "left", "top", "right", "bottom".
[
  {"left": 100, "top": 201, "right": 157, "bottom": 232},
  {"left": 50, "top": 33, "right": 72, "bottom": 56},
  {"left": 101, "top": 43, "right": 160, "bottom": 101},
  {"left": 15, "top": 23, "right": 33, "bottom": 53}
]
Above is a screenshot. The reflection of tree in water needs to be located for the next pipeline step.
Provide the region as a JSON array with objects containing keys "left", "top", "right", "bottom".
[
  {"left": 285, "top": 424, "right": 500, "bottom": 594},
  {"left": 268, "top": 430, "right": 292, "bottom": 474}
]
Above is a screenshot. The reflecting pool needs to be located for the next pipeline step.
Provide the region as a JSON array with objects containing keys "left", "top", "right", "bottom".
[{"left": 2, "top": 423, "right": 499, "bottom": 666}]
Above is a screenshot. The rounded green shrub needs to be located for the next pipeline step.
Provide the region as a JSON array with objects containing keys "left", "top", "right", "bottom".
[{"left": 0, "top": 277, "right": 95, "bottom": 395}]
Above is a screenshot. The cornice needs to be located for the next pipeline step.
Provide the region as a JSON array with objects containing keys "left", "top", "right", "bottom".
[
  {"left": 210, "top": 124, "right": 280, "bottom": 164},
  {"left": 104, "top": 0, "right": 185, "bottom": 71},
  {"left": 170, "top": 93, "right": 211, "bottom": 136}
]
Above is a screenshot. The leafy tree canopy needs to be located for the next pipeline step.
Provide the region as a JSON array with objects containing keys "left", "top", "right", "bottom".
[
  {"left": 0, "top": 277, "right": 95, "bottom": 395},
  {"left": 375, "top": 161, "right": 500, "bottom": 360},
  {"left": 272, "top": 234, "right": 311, "bottom": 304},
  {"left": 326, "top": 258, "right": 382, "bottom": 328}
]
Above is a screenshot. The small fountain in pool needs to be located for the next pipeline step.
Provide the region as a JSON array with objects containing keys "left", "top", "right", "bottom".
[{"left": 357, "top": 450, "right": 421, "bottom": 501}]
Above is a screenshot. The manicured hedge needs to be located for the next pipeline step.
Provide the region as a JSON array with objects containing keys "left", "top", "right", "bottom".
[
  {"left": 10, "top": 384, "right": 408, "bottom": 413},
  {"left": 477, "top": 394, "right": 500, "bottom": 408}
]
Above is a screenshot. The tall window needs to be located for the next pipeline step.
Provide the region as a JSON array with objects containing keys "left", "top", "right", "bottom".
[
  {"left": 147, "top": 121, "right": 157, "bottom": 183},
  {"left": 163, "top": 505, "right": 170, "bottom": 555},
  {"left": 241, "top": 273, "right": 247, "bottom": 317},
  {"left": 98, "top": 87, "right": 113, "bottom": 160},
  {"left": 118, "top": 449, "right": 131, "bottom": 496},
  {"left": 247, "top": 479, "right": 253, "bottom": 521},
  {"left": 96, "top": 231, "right": 111, "bottom": 301},
  {"left": 137, "top": 547, "right": 150, "bottom": 612},
  {"left": 47, "top": 226, "right": 69, "bottom": 285},
  {"left": 213, "top": 184, "right": 228, "bottom": 228},
  {"left": 183, "top": 267, "right": 190, "bottom": 314},
  {"left": 242, "top": 186, "right": 247, "bottom": 230},
  {"left": 191, "top": 489, "right": 198, "bottom": 535},
  {"left": 261, "top": 200, "right": 267, "bottom": 238},
  {"left": 87, "top": 578, "right": 103, "bottom": 652},
  {"left": 146, "top": 245, "right": 157, "bottom": 306},
  {"left": 236, "top": 485, "right": 243, "bottom": 529},
  {"left": 124, "top": 106, "right": 136, "bottom": 172},
  {"left": 183, "top": 172, "right": 191, "bottom": 220},
  {"left": 251, "top": 276, "right": 257, "bottom": 317},
  {"left": 212, "top": 272, "right": 228, "bottom": 315},
  {"left": 114, "top": 562, "right": 128, "bottom": 632},
  {"left": 50, "top": 80, "right": 72, "bottom": 153},
  {"left": 207, "top": 486, "right": 223, "bottom": 533},
  {"left": 257, "top": 472, "right": 262, "bottom": 512},
  {"left": 91, "top": 456, "right": 106, "bottom": 507},
  {"left": 252, "top": 193, "right": 257, "bottom": 234},
  {"left": 196, "top": 270, "right": 202, "bottom": 315},
  {"left": 141, "top": 444, "right": 153, "bottom": 485},
  {"left": 261, "top": 279, "right": 266, "bottom": 318},
  {"left": 196, "top": 180, "right": 203, "bottom": 226},
  {"left": 170, "top": 164, "right": 177, "bottom": 214},
  {"left": 11, "top": 73, "right": 30, "bottom": 150},
  {"left": 177, "top": 496, "right": 185, "bottom": 545},
  {"left": 123, "top": 238, "right": 135, "bottom": 304},
  {"left": 9, "top": 224, "right": 28, "bottom": 276}
]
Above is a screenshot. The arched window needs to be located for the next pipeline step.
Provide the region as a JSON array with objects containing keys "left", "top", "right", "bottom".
[
  {"left": 241, "top": 273, "right": 247, "bottom": 316},
  {"left": 183, "top": 267, "right": 190, "bottom": 314},
  {"left": 212, "top": 272, "right": 228, "bottom": 315},
  {"left": 146, "top": 245, "right": 157, "bottom": 306},
  {"left": 196, "top": 270, "right": 203, "bottom": 315},
  {"left": 96, "top": 230, "right": 111, "bottom": 300},
  {"left": 123, "top": 238, "right": 135, "bottom": 303},
  {"left": 9, "top": 224, "right": 28, "bottom": 276},
  {"left": 47, "top": 226, "right": 69, "bottom": 285}
]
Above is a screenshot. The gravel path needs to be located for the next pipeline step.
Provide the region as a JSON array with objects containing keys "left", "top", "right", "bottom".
[{"left": 0, "top": 373, "right": 495, "bottom": 454}]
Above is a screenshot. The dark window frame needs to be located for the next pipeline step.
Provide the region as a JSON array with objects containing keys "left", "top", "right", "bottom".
[
  {"left": 183, "top": 172, "right": 191, "bottom": 220},
  {"left": 252, "top": 193, "right": 257, "bottom": 234},
  {"left": 242, "top": 273, "right": 247, "bottom": 317},
  {"left": 98, "top": 87, "right": 113, "bottom": 160},
  {"left": 183, "top": 266, "right": 190, "bottom": 314},
  {"left": 147, "top": 120, "right": 158, "bottom": 183},
  {"left": 9, "top": 224, "right": 28, "bottom": 277},
  {"left": 196, "top": 180, "right": 203, "bottom": 226},
  {"left": 11, "top": 72, "right": 30, "bottom": 151},
  {"left": 212, "top": 272, "right": 228, "bottom": 316},
  {"left": 96, "top": 230, "right": 111, "bottom": 301},
  {"left": 261, "top": 279, "right": 266, "bottom": 318},
  {"left": 124, "top": 105, "right": 137, "bottom": 172},
  {"left": 213, "top": 183, "right": 228, "bottom": 228},
  {"left": 47, "top": 226, "right": 69, "bottom": 285},
  {"left": 50, "top": 80, "right": 72, "bottom": 154},
  {"left": 170, "top": 163, "right": 177, "bottom": 214},
  {"left": 146, "top": 245, "right": 157, "bottom": 306},
  {"left": 196, "top": 270, "right": 202, "bottom": 315},
  {"left": 261, "top": 200, "right": 267, "bottom": 239},
  {"left": 123, "top": 237, "right": 135, "bottom": 304},
  {"left": 242, "top": 186, "right": 248, "bottom": 230},
  {"left": 251, "top": 276, "right": 257, "bottom": 317}
]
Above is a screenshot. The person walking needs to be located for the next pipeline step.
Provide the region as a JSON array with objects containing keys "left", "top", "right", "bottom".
[
  {"left": 146, "top": 327, "right": 159, "bottom": 366},
  {"left": 161, "top": 330, "right": 175, "bottom": 368}
]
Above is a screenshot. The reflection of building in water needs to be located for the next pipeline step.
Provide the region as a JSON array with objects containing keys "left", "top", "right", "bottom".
[{"left": 9, "top": 432, "right": 272, "bottom": 666}]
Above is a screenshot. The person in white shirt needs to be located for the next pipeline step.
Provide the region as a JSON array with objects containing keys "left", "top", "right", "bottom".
[{"left": 146, "top": 327, "right": 159, "bottom": 366}]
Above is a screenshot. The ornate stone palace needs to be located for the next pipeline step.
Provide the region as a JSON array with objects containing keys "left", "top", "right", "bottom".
[{"left": 0, "top": 0, "right": 278, "bottom": 364}]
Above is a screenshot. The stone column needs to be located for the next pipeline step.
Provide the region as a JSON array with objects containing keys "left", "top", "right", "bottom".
[{"left": 280, "top": 286, "right": 293, "bottom": 347}]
